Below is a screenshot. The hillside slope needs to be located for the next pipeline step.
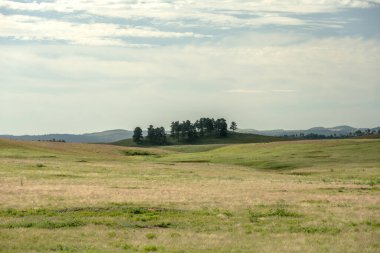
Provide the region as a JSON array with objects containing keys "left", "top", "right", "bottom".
[
  {"left": 0, "top": 138, "right": 379, "bottom": 252},
  {"left": 113, "top": 132, "right": 288, "bottom": 147},
  {"left": 0, "top": 129, "right": 133, "bottom": 143},
  {"left": 156, "top": 139, "right": 380, "bottom": 171},
  {"left": 239, "top": 125, "right": 379, "bottom": 136}
]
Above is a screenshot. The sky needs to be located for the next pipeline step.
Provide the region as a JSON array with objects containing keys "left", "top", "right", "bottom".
[{"left": 0, "top": 0, "right": 380, "bottom": 135}]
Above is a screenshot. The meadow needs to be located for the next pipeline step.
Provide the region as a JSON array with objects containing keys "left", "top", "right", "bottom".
[{"left": 0, "top": 138, "right": 379, "bottom": 252}]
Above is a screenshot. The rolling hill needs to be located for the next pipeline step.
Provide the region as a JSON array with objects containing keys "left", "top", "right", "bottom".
[
  {"left": 2, "top": 125, "right": 378, "bottom": 144},
  {"left": 113, "top": 132, "right": 288, "bottom": 147},
  {"left": 239, "top": 125, "right": 379, "bottom": 137},
  {"left": 0, "top": 129, "right": 134, "bottom": 143},
  {"left": 0, "top": 137, "right": 379, "bottom": 252}
]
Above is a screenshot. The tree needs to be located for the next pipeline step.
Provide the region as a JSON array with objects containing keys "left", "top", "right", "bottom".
[
  {"left": 147, "top": 125, "right": 155, "bottom": 142},
  {"left": 133, "top": 127, "right": 143, "bottom": 143},
  {"left": 355, "top": 130, "right": 363, "bottom": 136},
  {"left": 230, "top": 121, "right": 237, "bottom": 133},
  {"left": 205, "top": 118, "right": 215, "bottom": 135},
  {"left": 155, "top": 127, "right": 167, "bottom": 145},
  {"left": 220, "top": 119, "right": 228, "bottom": 137},
  {"left": 195, "top": 118, "right": 206, "bottom": 137},
  {"left": 170, "top": 121, "right": 181, "bottom": 142},
  {"left": 215, "top": 118, "right": 228, "bottom": 137},
  {"left": 146, "top": 125, "right": 167, "bottom": 145},
  {"left": 178, "top": 120, "right": 195, "bottom": 142},
  {"left": 187, "top": 122, "right": 198, "bottom": 142}
]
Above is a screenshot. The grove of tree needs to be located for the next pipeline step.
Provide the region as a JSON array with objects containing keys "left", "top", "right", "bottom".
[{"left": 133, "top": 117, "right": 234, "bottom": 145}]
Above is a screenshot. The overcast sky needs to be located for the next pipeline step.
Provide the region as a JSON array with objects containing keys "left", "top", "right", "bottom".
[{"left": 1, "top": 0, "right": 380, "bottom": 135}]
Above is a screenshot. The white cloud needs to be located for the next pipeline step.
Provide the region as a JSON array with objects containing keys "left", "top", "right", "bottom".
[
  {"left": 1, "top": 35, "right": 378, "bottom": 93},
  {"left": 0, "top": 1, "right": 379, "bottom": 133},
  {"left": 1, "top": 0, "right": 378, "bottom": 45},
  {"left": 1, "top": 0, "right": 378, "bottom": 16},
  {"left": 0, "top": 11, "right": 304, "bottom": 46},
  {"left": 0, "top": 14, "right": 206, "bottom": 46},
  {"left": 1, "top": 0, "right": 378, "bottom": 35},
  {"left": 1, "top": 36, "right": 379, "bottom": 131}
]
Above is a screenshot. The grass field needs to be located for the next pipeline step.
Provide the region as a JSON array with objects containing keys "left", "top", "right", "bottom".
[{"left": 0, "top": 138, "right": 379, "bottom": 252}]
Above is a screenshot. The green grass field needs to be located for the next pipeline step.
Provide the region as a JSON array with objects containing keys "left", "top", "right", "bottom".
[{"left": 0, "top": 138, "right": 379, "bottom": 252}]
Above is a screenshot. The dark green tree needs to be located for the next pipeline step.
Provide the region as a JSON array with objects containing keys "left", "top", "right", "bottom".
[
  {"left": 219, "top": 119, "right": 228, "bottom": 137},
  {"left": 154, "top": 127, "right": 167, "bottom": 145},
  {"left": 215, "top": 118, "right": 228, "bottom": 137},
  {"left": 205, "top": 118, "right": 215, "bottom": 135},
  {"left": 147, "top": 125, "right": 155, "bottom": 142},
  {"left": 170, "top": 121, "right": 176, "bottom": 138},
  {"left": 132, "top": 127, "right": 143, "bottom": 143},
  {"left": 355, "top": 130, "right": 363, "bottom": 136},
  {"left": 195, "top": 118, "right": 205, "bottom": 137},
  {"left": 187, "top": 122, "right": 198, "bottom": 142},
  {"left": 181, "top": 120, "right": 189, "bottom": 141},
  {"left": 170, "top": 121, "right": 181, "bottom": 142},
  {"left": 230, "top": 121, "right": 237, "bottom": 133},
  {"left": 146, "top": 125, "right": 167, "bottom": 145}
]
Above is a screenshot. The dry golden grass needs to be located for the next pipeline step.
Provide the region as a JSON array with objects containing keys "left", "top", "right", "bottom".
[{"left": 0, "top": 138, "right": 379, "bottom": 252}]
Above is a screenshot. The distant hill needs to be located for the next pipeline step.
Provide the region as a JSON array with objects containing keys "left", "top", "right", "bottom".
[
  {"left": 0, "top": 129, "right": 134, "bottom": 143},
  {"left": 238, "top": 125, "right": 379, "bottom": 137},
  {"left": 2, "top": 125, "right": 378, "bottom": 144}
]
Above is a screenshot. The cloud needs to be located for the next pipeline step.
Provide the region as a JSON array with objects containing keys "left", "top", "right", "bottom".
[
  {"left": 1, "top": 0, "right": 378, "bottom": 17},
  {"left": 0, "top": 3, "right": 379, "bottom": 134},
  {"left": 0, "top": 14, "right": 207, "bottom": 46},
  {"left": 1, "top": 0, "right": 379, "bottom": 46},
  {"left": 1, "top": 35, "right": 379, "bottom": 97}
]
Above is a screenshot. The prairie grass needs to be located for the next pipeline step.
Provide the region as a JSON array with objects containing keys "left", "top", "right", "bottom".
[{"left": 0, "top": 138, "right": 379, "bottom": 252}]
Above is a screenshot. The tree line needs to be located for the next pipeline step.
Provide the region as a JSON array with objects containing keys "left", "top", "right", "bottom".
[
  {"left": 133, "top": 117, "right": 237, "bottom": 145},
  {"left": 282, "top": 129, "right": 380, "bottom": 139},
  {"left": 37, "top": 139, "right": 66, "bottom": 143}
]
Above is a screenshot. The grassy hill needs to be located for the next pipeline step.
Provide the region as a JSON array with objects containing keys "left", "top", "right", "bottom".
[
  {"left": 0, "top": 129, "right": 134, "bottom": 143},
  {"left": 113, "top": 132, "right": 288, "bottom": 147},
  {"left": 0, "top": 138, "right": 379, "bottom": 252},
  {"left": 159, "top": 139, "right": 380, "bottom": 171}
]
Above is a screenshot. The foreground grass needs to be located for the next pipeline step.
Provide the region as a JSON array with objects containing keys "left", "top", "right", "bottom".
[{"left": 0, "top": 138, "right": 379, "bottom": 252}]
